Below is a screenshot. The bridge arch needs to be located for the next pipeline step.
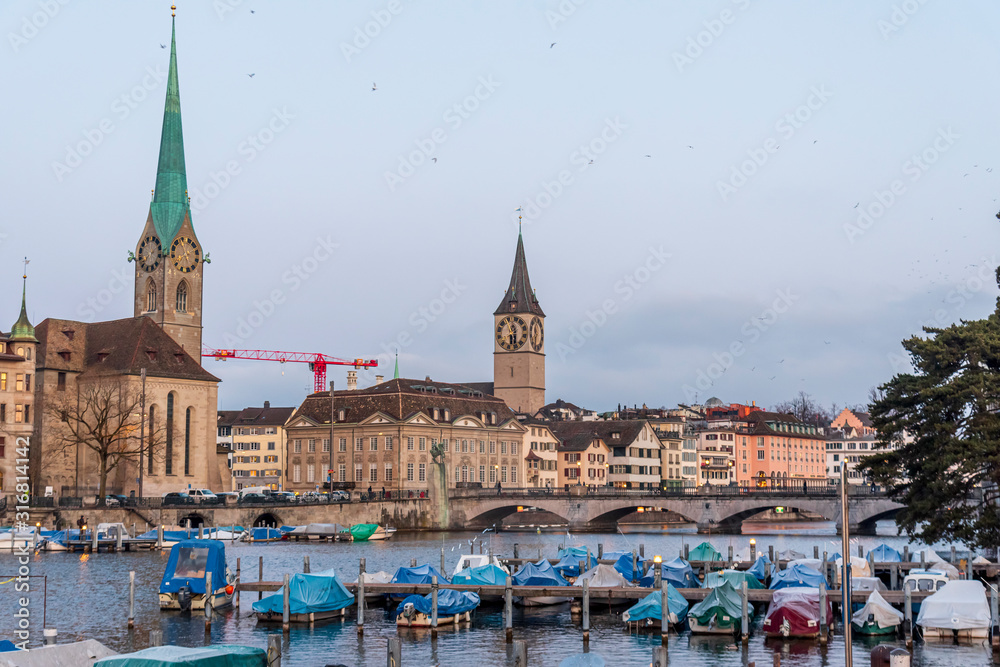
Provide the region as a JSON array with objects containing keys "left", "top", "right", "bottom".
[
  {"left": 253, "top": 513, "right": 280, "bottom": 528},
  {"left": 856, "top": 506, "right": 901, "bottom": 534},
  {"left": 179, "top": 513, "right": 206, "bottom": 528},
  {"left": 463, "top": 503, "right": 571, "bottom": 530},
  {"left": 589, "top": 504, "right": 698, "bottom": 527}
]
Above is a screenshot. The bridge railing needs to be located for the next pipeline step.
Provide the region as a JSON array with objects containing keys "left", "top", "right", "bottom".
[{"left": 449, "top": 484, "right": 890, "bottom": 500}]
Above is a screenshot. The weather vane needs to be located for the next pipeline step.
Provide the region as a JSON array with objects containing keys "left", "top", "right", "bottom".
[{"left": 22, "top": 256, "right": 29, "bottom": 280}]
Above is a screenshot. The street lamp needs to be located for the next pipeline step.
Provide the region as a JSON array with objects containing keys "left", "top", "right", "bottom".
[{"left": 576, "top": 461, "right": 581, "bottom": 486}]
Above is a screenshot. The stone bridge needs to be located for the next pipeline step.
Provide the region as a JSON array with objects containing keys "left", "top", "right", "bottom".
[{"left": 445, "top": 488, "right": 904, "bottom": 534}]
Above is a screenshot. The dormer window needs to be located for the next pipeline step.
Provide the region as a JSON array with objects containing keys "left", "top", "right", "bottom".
[
  {"left": 174, "top": 353, "right": 185, "bottom": 363},
  {"left": 338, "top": 408, "right": 345, "bottom": 421},
  {"left": 62, "top": 330, "right": 75, "bottom": 341},
  {"left": 146, "top": 350, "right": 157, "bottom": 361},
  {"left": 433, "top": 408, "right": 440, "bottom": 420},
  {"left": 97, "top": 353, "right": 109, "bottom": 363},
  {"left": 443, "top": 409, "right": 450, "bottom": 421},
  {"left": 611, "top": 432, "right": 620, "bottom": 440},
  {"left": 58, "top": 351, "right": 71, "bottom": 362}
]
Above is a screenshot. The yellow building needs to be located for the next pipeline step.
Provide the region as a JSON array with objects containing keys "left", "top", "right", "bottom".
[
  {"left": 522, "top": 417, "right": 559, "bottom": 488},
  {"left": 225, "top": 403, "right": 293, "bottom": 492}
]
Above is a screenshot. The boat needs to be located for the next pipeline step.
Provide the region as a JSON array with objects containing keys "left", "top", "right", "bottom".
[
  {"left": 0, "top": 527, "right": 53, "bottom": 550},
  {"left": 611, "top": 552, "right": 644, "bottom": 583},
  {"left": 512, "top": 559, "right": 573, "bottom": 606},
  {"left": 689, "top": 542, "right": 723, "bottom": 562},
  {"left": 622, "top": 585, "right": 689, "bottom": 630},
  {"left": 917, "top": 580, "right": 991, "bottom": 641},
  {"left": 911, "top": 548, "right": 960, "bottom": 579},
  {"left": 833, "top": 556, "right": 872, "bottom": 585},
  {"left": 451, "top": 563, "right": 510, "bottom": 602},
  {"left": 39, "top": 529, "right": 82, "bottom": 551},
  {"left": 241, "top": 527, "right": 284, "bottom": 543},
  {"left": 786, "top": 558, "right": 823, "bottom": 571},
  {"left": 159, "top": 539, "right": 236, "bottom": 611},
  {"left": 688, "top": 581, "right": 752, "bottom": 635},
  {"left": 638, "top": 557, "right": 698, "bottom": 588},
  {"left": 762, "top": 587, "right": 832, "bottom": 638},
  {"left": 282, "top": 523, "right": 347, "bottom": 541},
  {"left": 769, "top": 563, "right": 827, "bottom": 590},
  {"left": 869, "top": 544, "right": 902, "bottom": 562},
  {"left": 553, "top": 553, "right": 588, "bottom": 580},
  {"left": 389, "top": 564, "right": 450, "bottom": 602},
  {"left": 94, "top": 645, "right": 267, "bottom": 666},
  {"left": 573, "top": 564, "right": 633, "bottom": 606},
  {"left": 252, "top": 568, "right": 354, "bottom": 623},
  {"left": 852, "top": 590, "right": 903, "bottom": 636},
  {"left": 557, "top": 545, "right": 590, "bottom": 560},
  {"left": 137, "top": 528, "right": 204, "bottom": 548},
  {"left": 395, "top": 589, "right": 480, "bottom": 627},
  {"left": 701, "top": 569, "right": 764, "bottom": 590},
  {"left": 851, "top": 577, "right": 886, "bottom": 593},
  {"left": 902, "top": 569, "right": 950, "bottom": 614},
  {"left": 96, "top": 523, "right": 130, "bottom": 540},
  {"left": 350, "top": 524, "right": 396, "bottom": 541},
  {"left": 355, "top": 570, "right": 392, "bottom": 605},
  {"left": 747, "top": 555, "right": 771, "bottom": 582},
  {"left": 451, "top": 554, "right": 506, "bottom": 578},
  {"left": 777, "top": 549, "right": 807, "bottom": 561}
]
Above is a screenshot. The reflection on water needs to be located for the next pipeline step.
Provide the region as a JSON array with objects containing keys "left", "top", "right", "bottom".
[{"left": 0, "top": 526, "right": 991, "bottom": 666}]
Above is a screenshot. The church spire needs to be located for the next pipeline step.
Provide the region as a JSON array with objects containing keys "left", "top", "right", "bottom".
[
  {"left": 10, "top": 258, "right": 36, "bottom": 343},
  {"left": 494, "top": 219, "right": 544, "bottom": 317},
  {"left": 150, "top": 8, "right": 190, "bottom": 248},
  {"left": 393, "top": 351, "right": 400, "bottom": 379}
]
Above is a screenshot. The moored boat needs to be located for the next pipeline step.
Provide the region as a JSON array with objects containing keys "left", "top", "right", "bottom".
[
  {"left": 158, "top": 539, "right": 236, "bottom": 611},
  {"left": 689, "top": 542, "right": 723, "bottom": 562},
  {"left": 762, "top": 587, "right": 832, "bottom": 638},
  {"left": 241, "top": 527, "right": 283, "bottom": 543},
  {"left": 389, "top": 564, "right": 450, "bottom": 602},
  {"left": 252, "top": 568, "right": 353, "bottom": 623},
  {"left": 917, "top": 580, "right": 990, "bottom": 641},
  {"left": 94, "top": 645, "right": 267, "bottom": 666},
  {"left": 769, "top": 563, "right": 826, "bottom": 591},
  {"left": 355, "top": 570, "right": 392, "bottom": 605},
  {"left": 451, "top": 563, "right": 510, "bottom": 603},
  {"left": 902, "top": 569, "right": 949, "bottom": 615},
  {"left": 395, "top": 589, "right": 480, "bottom": 627},
  {"left": 852, "top": 590, "right": 903, "bottom": 636},
  {"left": 687, "top": 581, "right": 752, "bottom": 635},
  {"left": 622, "top": 585, "right": 689, "bottom": 630},
  {"left": 451, "top": 554, "right": 506, "bottom": 578},
  {"left": 350, "top": 524, "right": 396, "bottom": 541},
  {"left": 513, "top": 559, "right": 572, "bottom": 606},
  {"left": 572, "top": 564, "right": 632, "bottom": 606},
  {"left": 700, "top": 569, "right": 764, "bottom": 591}
]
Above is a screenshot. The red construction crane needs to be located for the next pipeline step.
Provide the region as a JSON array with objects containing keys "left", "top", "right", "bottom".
[{"left": 203, "top": 347, "right": 378, "bottom": 393}]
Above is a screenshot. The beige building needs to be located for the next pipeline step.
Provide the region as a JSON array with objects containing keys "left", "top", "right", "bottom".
[
  {"left": 285, "top": 378, "right": 527, "bottom": 493},
  {"left": 554, "top": 433, "right": 610, "bottom": 488},
  {"left": 224, "top": 403, "right": 293, "bottom": 492},
  {"left": 0, "top": 279, "right": 37, "bottom": 500},
  {"left": 522, "top": 417, "right": 558, "bottom": 488},
  {"left": 554, "top": 420, "right": 661, "bottom": 490},
  {"left": 697, "top": 427, "right": 737, "bottom": 486}
]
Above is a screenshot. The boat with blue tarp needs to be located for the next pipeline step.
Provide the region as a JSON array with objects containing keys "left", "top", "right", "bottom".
[
  {"left": 395, "top": 589, "right": 480, "bottom": 627},
  {"left": 389, "top": 564, "right": 450, "bottom": 602},
  {"left": 769, "top": 563, "right": 827, "bottom": 590},
  {"left": 241, "top": 527, "right": 283, "bottom": 543},
  {"left": 95, "top": 645, "right": 267, "bottom": 666},
  {"left": 622, "top": 585, "right": 689, "bottom": 630},
  {"left": 159, "top": 539, "right": 236, "bottom": 611},
  {"left": 638, "top": 557, "right": 696, "bottom": 588},
  {"left": 252, "top": 568, "right": 354, "bottom": 623},
  {"left": 612, "top": 553, "right": 645, "bottom": 582},
  {"left": 869, "top": 544, "right": 902, "bottom": 562},
  {"left": 513, "top": 559, "right": 572, "bottom": 606}
]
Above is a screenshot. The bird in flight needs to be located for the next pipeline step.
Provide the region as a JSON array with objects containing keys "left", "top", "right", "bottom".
[
  {"left": 588, "top": 159, "right": 594, "bottom": 165},
  {"left": 644, "top": 154, "right": 652, "bottom": 158},
  {"left": 550, "top": 42, "right": 556, "bottom": 48},
  {"left": 687, "top": 145, "right": 694, "bottom": 149},
  {"left": 431, "top": 157, "right": 438, "bottom": 163},
  {"left": 853, "top": 203, "right": 859, "bottom": 208},
  {"left": 160, "top": 43, "right": 166, "bottom": 49},
  {"left": 251, "top": 9, "right": 255, "bottom": 13},
  {"left": 372, "top": 82, "right": 377, "bottom": 91},
  {"left": 248, "top": 73, "right": 255, "bottom": 78}
]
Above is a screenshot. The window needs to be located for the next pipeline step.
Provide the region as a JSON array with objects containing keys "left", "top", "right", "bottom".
[
  {"left": 489, "top": 466, "right": 496, "bottom": 483},
  {"left": 385, "top": 464, "right": 393, "bottom": 482},
  {"left": 293, "top": 465, "right": 302, "bottom": 483},
  {"left": 455, "top": 466, "right": 460, "bottom": 482},
  {"left": 176, "top": 281, "right": 188, "bottom": 312},
  {"left": 418, "top": 463, "right": 426, "bottom": 482},
  {"left": 511, "top": 443, "right": 518, "bottom": 456},
  {"left": 0, "top": 373, "right": 5, "bottom": 390},
  {"left": 407, "top": 437, "right": 414, "bottom": 451},
  {"left": 757, "top": 450, "right": 765, "bottom": 460},
  {"left": 24, "top": 375, "right": 30, "bottom": 392},
  {"left": 479, "top": 465, "right": 485, "bottom": 483},
  {"left": 501, "top": 441, "right": 507, "bottom": 455},
  {"left": 338, "top": 409, "right": 345, "bottom": 421},
  {"left": 307, "top": 464, "right": 315, "bottom": 483},
  {"left": 14, "top": 405, "right": 23, "bottom": 423},
  {"left": 165, "top": 393, "right": 174, "bottom": 475},
  {"left": 355, "top": 438, "right": 363, "bottom": 452},
  {"left": 339, "top": 438, "right": 347, "bottom": 452},
  {"left": 268, "top": 441, "right": 276, "bottom": 450},
  {"left": 419, "top": 437, "right": 426, "bottom": 451},
  {"left": 370, "top": 437, "right": 378, "bottom": 451},
  {"left": 355, "top": 464, "right": 363, "bottom": 482},
  {"left": 322, "top": 438, "right": 330, "bottom": 452},
  {"left": 489, "top": 441, "right": 496, "bottom": 454},
  {"left": 304, "top": 438, "right": 313, "bottom": 453},
  {"left": 385, "top": 436, "right": 393, "bottom": 451},
  {"left": 147, "top": 404, "right": 156, "bottom": 474},
  {"left": 501, "top": 466, "right": 507, "bottom": 483},
  {"left": 338, "top": 464, "right": 346, "bottom": 482},
  {"left": 369, "top": 464, "right": 377, "bottom": 482},
  {"left": 146, "top": 279, "right": 157, "bottom": 312},
  {"left": 15, "top": 375, "right": 23, "bottom": 392},
  {"left": 461, "top": 439, "right": 468, "bottom": 453},
  {"left": 479, "top": 440, "right": 485, "bottom": 453},
  {"left": 407, "top": 463, "right": 414, "bottom": 481},
  {"left": 293, "top": 440, "right": 302, "bottom": 453},
  {"left": 461, "top": 465, "right": 468, "bottom": 482},
  {"left": 511, "top": 466, "right": 517, "bottom": 484},
  {"left": 184, "top": 407, "right": 191, "bottom": 475}
]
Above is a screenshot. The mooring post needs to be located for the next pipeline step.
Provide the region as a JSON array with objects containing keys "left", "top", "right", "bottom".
[
  {"left": 431, "top": 575, "right": 439, "bottom": 637},
  {"left": 920, "top": 551, "right": 926, "bottom": 571},
  {"left": 582, "top": 577, "right": 590, "bottom": 643},
  {"left": 411, "top": 558, "right": 417, "bottom": 568},
  {"left": 951, "top": 546, "right": 957, "bottom": 564},
  {"left": 282, "top": 573, "right": 290, "bottom": 634},
  {"left": 660, "top": 579, "right": 669, "bottom": 645},
  {"left": 684, "top": 543, "right": 690, "bottom": 561},
  {"left": 750, "top": 541, "right": 756, "bottom": 561},
  {"left": 598, "top": 543, "right": 604, "bottom": 560},
  {"left": 890, "top": 563, "right": 898, "bottom": 591},
  {"left": 586, "top": 547, "right": 592, "bottom": 571},
  {"left": 358, "top": 558, "right": 366, "bottom": 636},
  {"left": 157, "top": 525, "right": 163, "bottom": 549},
  {"left": 441, "top": 547, "right": 446, "bottom": 575},
  {"left": 904, "top": 584, "right": 913, "bottom": 648},
  {"left": 740, "top": 580, "right": 749, "bottom": 644},
  {"left": 991, "top": 585, "right": 999, "bottom": 639},
  {"left": 91, "top": 527, "right": 98, "bottom": 553},
  {"left": 513, "top": 543, "right": 519, "bottom": 559},
  {"left": 116, "top": 529, "right": 123, "bottom": 552},
  {"left": 768, "top": 545, "right": 774, "bottom": 563},
  {"left": 728, "top": 546, "right": 734, "bottom": 568},
  {"left": 505, "top": 575, "right": 513, "bottom": 642},
  {"left": 205, "top": 570, "right": 213, "bottom": 632},
  {"left": 128, "top": 571, "right": 135, "bottom": 629},
  {"left": 259, "top": 556, "right": 264, "bottom": 601},
  {"left": 902, "top": 546, "right": 909, "bottom": 563},
  {"left": 640, "top": 543, "right": 645, "bottom": 559},
  {"left": 235, "top": 557, "right": 241, "bottom": 609},
  {"left": 818, "top": 583, "right": 828, "bottom": 643},
  {"left": 513, "top": 639, "right": 528, "bottom": 667},
  {"left": 386, "top": 637, "right": 400, "bottom": 666},
  {"left": 822, "top": 552, "right": 829, "bottom": 587},
  {"left": 43, "top": 628, "right": 56, "bottom": 646},
  {"left": 868, "top": 552, "right": 875, "bottom": 579},
  {"left": 653, "top": 561, "right": 662, "bottom": 589},
  {"left": 579, "top": 560, "right": 585, "bottom": 580},
  {"left": 267, "top": 634, "right": 281, "bottom": 667},
  {"left": 150, "top": 630, "right": 163, "bottom": 647},
  {"left": 632, "top": 550, "right": 638, "bottom": 583},
  {"left": 857, "top": 544, "right": 863, "bottom": 559},
  {"left": 652, "top": 646, "right": 667, "bottom": 667}
]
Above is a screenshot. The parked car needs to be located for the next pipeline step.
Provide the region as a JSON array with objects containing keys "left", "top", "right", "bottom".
[
  {"left": 162, "top": 492, "right": 192, "bottom": 506},
  {"left": 103, "top": 495, "right": 123, "bottom": 507},
  {"left": 188, "top": 489, "right": 220, "bottom": 505},
  {"left": 238, "top": 493, "right": 272, "bottom": 505},
  {"left": 330, "top": 490, "right": 351, "bottom": 502},
  {"left": 300, "top": 491, "right": 329, "bottom": 503},
  {"left": 216, "top": 492, "right": 239, "bottom": 504},
  {"left": 271, "top": 491, "right": 297, "bottom": 504}
]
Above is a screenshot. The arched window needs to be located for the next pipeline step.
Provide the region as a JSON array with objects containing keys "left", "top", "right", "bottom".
[
  {"left": 184, "top": 407, "right": 192, "bottom": 475},
  {"left": 176, "top": 281, "right": 188, "bottom": 313},
  {"left": 165, "top": 393, "right": 174, "bottom": 475},
  {"left": 147, "top": 405, "right": 156, "bottom": 475},
  {"left": 146, "top": 280, "right": 157, "bottom": 312}
]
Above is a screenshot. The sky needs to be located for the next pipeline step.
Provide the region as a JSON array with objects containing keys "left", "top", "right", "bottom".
[{"left": 3, "top": 1, "right": 1000, "bottom": 414}]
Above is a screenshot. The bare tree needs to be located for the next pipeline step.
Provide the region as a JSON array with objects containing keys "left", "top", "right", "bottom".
[
  {"left": 47, "top": 376, "right": 162, "bottom": 506},
  {"left": 771, "top": 391, "right": 832, "bottom": 426}
]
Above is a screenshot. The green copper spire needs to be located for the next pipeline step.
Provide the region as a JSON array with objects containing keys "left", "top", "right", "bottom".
[
  {"left": 10, "top": 264, "right": 36, "bottom": 343},
  {"left": 393, "top": 352, "right": 399, "bottom": 379},
  {"left": 150, "top": 14, "right": 189, "bottom": 247}
]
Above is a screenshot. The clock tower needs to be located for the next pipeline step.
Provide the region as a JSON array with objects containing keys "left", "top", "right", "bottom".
[
  {"left": 133, "top": 10, "right": 205, "bottom": 364},
  {"left": 493, "top": 225, "right": 545, "bottom": 414}
]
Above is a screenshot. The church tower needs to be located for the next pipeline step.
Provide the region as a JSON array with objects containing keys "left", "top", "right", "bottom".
[
  {"left": 133, "top": 7, "right": 205, "bottom": 364},
  {"left": 493, "top": 225, "right": 545, "bottom": 414}
]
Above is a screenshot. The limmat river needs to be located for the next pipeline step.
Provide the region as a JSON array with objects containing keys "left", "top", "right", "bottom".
[{"left": 0, "top": 522, "right": 993, "bottom": 666}]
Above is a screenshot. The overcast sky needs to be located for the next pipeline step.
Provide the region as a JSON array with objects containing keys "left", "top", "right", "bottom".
[{"left": 3, "top": 1, "right": 1000, "bottom": 413}]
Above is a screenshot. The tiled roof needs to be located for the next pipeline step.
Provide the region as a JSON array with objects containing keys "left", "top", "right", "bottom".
[
  {"left": 743, "top": 411, "right": 824, "bottom": 439},
  {"left": 217, "top": 410, "right": 241, "bottom": 427},
  {"left": 288, "top": 378, "right": 516, "bottom": 426},
  {"left": 855, "top": 411, "right": 874, "bottom": 427},
  {"left": 232, "top": 405, "right": 295, "bottom": 427},
  {"left": 558, "top": 433, "right": 603, "bottom": 452},
  {"left": 551, "top": 420, "right": 651, "bottom": 447}
]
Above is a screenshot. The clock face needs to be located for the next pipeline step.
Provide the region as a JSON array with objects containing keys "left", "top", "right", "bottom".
[
  {"left": 496, "top": 315, "right": 527, "bottom": 351},
  {"left": 170, "top": 237, "right": 200, "bottom": 273},
  {"left": 529, "top": 318, "right": 544, "bottom": 351},
  {"left": 137, "top": 235, "right": 162, "bottom": 272}
]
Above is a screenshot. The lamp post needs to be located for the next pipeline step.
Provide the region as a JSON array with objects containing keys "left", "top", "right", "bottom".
[
  {"left": 138, "top": 368, "right": 146, "bottom": 500},
  {"left": 576, "top": 461, "right": 581, "bottom": 486}
]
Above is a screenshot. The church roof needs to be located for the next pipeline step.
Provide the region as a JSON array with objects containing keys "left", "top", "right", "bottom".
[
  {"left": 9, "top": 277, "right": 36, "bottom": 343},
  {"left": 149, "top": 15, "right": 191, "bottom": 248},
  {"left": 494, "top": 230, "right": 544, "bottom": 317}
]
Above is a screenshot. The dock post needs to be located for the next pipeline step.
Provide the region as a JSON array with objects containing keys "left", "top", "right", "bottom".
[
  {"left": 259, "top": 556, "right": 264, "bottom": 601},
  {"left": 684, "top": 543, "right": 689, "bottom": 560},
  {"left": 582, "top": 577, "right": 590, "bottom": 643},
  {"left": 818, "top": 584, "right": 827, "bottom": 643},
  {"left": 768, "top": 545, "right": 774, "bottom": 563},
  {"left": 281, "top": 573, "right": 290, "bottom": 634},
  {"left": 920, "top": 551, "right": 926, "bottom": 571},
  {"left": 386, "top": 638, "right": 400, "bottom": 666},
  {"left": 504, "top": 575, "right": 513, "bottom": 643},
  {"left": 43, "top": 628, "right": 57, "bottom": 645},
  {"left": 586, "top": 547, "right": 592, "bottom": 571},
  {"left": 750, "top": 541, "right": 756, "bottom": 561},
  {"left": 441, "top": 547, "right": 446, "bottom": 575},
  {"left": 431, "top": 575, "right": 439, "bottom": 638},
  {"left": 128, "top": 571, "right": 135, "bottom": 629},
  {"left": 116, "top": 529, "right": 123, "bottom": 552},
  {"left": 951, "top": 546, "right": 957, "bottom": 564},
  {"left": 632, "top": 550, "right": 638, "bottom": 583},
  {"left": 267, "top": 635, "right": 281, "bottom": 667},
  {"left": 157, "top": 525, "right": 163, "bottom": 550},
  {"left": 903, "top": 584, "right": 912, "bottom": 648},
  {"left": 822, "top": 552, "right": 829, "bottom": 587},
  {"left": 813, "top": 545, "right": 819, "bottom": 559},
  {"left": 640, "top": 543, "right": 645, "bottom": 559},
  {"left": 868, "top": 552, "right": 875, "bottom": 579},
  {"left": 91, "top": 528, "right": 98, "bottom": 553},
  {"left": 991, "top": 585, "right": 998, "bottom": 640},
  {"left": 513, "top": 639, "right": 528, "bottom": 666},
  {"left": 205, "top": 571, "right": 213, "bottom": 632},
  {"left": 513, "top": 543, "right": 519, "bottom": 559},
  {"left": 652, "top": 646, "right": 667, "bottom": 667},
  {"left": 235, "top": 558, "right": 241, "bottom": 609},
  {"left": 358, "top": 558, "right": 366, "bottom": 636},
  {"left": 199, "top": 526, "right": 204, "bottom": 539},
  {"left": 740, "top": 580, "right": 749, "bottom": 644},
  {"left": 728, "top": 546, "right": 734, "bottom": 568},
  {"left": 857, "top": 544, "right": 863, "bottom": 559},
  {"left": 902, "top": 546, "right": 909, "bottom": 563},
  {"left": 660, "top": 580, "right": 669, "bottom": 645},
  {"left": 890, "top": 563, "right": 898, "bottom": 591},
  {"left": 410, "top": 558, "right": 417, "bottom": 568},
  {"left": 304, "top": 556, "right": 310, "bottom": 574},
  {"left": 653, "top": 561, "right": 662, "bottom": 589},
  {"left": 150, "top": 630, "right": 163, "bottom": 647},
  {"left": 598, "top": 544, "right": 603, "bottom": 560},
  {"left": 579, "top": 560, "right": 585, "bottom": 580}
]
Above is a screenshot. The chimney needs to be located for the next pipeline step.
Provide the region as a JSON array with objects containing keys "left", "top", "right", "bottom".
[
  {"left": 347, "top": 370, "right": 357, "bottom": 391},
  {"left": 375, "top": 375, "right": 384, "bottom": 384},
  {"left": 264, "top": 400, "right": 270, "bottom": 409}
]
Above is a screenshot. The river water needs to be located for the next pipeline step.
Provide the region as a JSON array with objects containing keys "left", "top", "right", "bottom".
[{"left": 0, "top": 523, "right": 993, "bottom": 666}]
